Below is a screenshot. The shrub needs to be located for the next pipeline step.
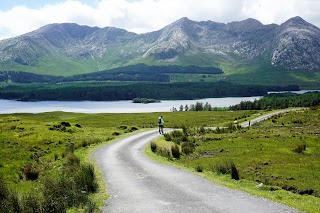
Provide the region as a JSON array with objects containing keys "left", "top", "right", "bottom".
[
  {"left": 42, "top": 176, "right": 72, "bottom": 213},
  {"left": 213, "top": 161, "right": 230, "bottom": 174},
  {"left": 181, "top": 135, "right": 188, "bottom": 142},
  {"left": 66, "top": 152, "right": 80, "bottom": 172},
  {"left": 199, "top": 126, "right": 206, "bottom": 134},
  {"left": 61, "top": 121, "right": 71, "bottom": 127},
  {"left": 118, "top": 125, "right": 127, "bottom": 130},
  {"left": 54, "top": 153, "right": 59, "bottom": 161},
  {"left": 42, "top": 160, "right": 98, "bottom": 212},
  {"left": 171, "top": 130, "right": 183, "bottom": 138},
  {"left": 293, "top": 142, "right": 307, "bottom": 153},
  {"left": 171, "top": 144, "right": 180, "bottom": 159},
  {"left": 163, "top": 133, "right": 172, "bottom": 141},
  {"left": 0, "top": 178, "right": 21, "bottom": 213},
  {"left": 150, "top": 142, "right": 157, "bottom": 153},
  {"left": 182, "top": 126, "right": 188, "bottom": 136},
  {"left": 0, "top": 176, "right": 9, "bottom": 199},
  {"left": 20, "top": 195, "right": 43, "bottom": 213},
  {"left": 112, "top": 132, "right": 120, "bottom": 136},
  {"left": 195, "top": 165, "right": 203, "bottom": 172},
  {"left": 76, "top": 164, "right": 98, "bottom": 193},
  {"left": 213, "top": 160, "right": 240, "bottom": 180},
  {"left": 158, "top": 148, "right": 171, "bottom": 160},
  {"left": 81, "top": 140, "right": 88, "bottom": 147},
  {"left": 230, "top": 162, "right": 240, "bottom": 180},
  {"left": 85, "top": 198, "right": 97, "bottom": 213},
  {"left": 23, "top": 164, "right": 40, "bottom": 181},
  {"left": 181, "top": 142, "right": 195, "bottom": 155},
  {"left": 8, "top": 191, "right": 20, "bottom": 213}
]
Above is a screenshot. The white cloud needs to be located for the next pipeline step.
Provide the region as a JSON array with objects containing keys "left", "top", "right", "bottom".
[{"left": 0, "top": 0, "right": 319, "bottom": 40}]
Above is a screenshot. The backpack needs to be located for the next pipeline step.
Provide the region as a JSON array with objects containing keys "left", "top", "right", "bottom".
[{"left": 158, "top": 118, "right": 161, "bottom": 124}]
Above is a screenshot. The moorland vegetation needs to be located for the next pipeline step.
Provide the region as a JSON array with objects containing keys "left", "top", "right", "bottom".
[
  {"left": 0, "top": 110, "right": 254, "bottom": 212},
  {"left": 1, "top": 92, "right": 320, "bottom": 212},
  {"left": 149, "top": 107, "right": 320, "bottom": 212}
]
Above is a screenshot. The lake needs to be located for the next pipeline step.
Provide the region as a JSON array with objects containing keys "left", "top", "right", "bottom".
[
  {"left": 0, "top": 96, "right": 261, "bottom": 114},
  {"left": 1, "top": 90, "right": 317, "bottom": 114}
]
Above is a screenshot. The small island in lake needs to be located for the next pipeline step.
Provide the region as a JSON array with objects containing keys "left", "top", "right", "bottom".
[{"left": 132, "top": 97, "right": 161, "bottom": 104}]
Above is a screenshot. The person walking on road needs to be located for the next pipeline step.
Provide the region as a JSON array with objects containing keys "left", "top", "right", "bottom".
[{"left": 158, "top": 116, "right": 164, "bottom": 134}]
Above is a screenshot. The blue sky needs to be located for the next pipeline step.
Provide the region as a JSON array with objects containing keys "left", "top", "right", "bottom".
[{"left": 0, "top": 0, "right": 319, "bottom": 40}]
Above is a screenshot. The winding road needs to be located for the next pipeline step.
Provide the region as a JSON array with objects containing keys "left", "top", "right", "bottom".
[{"left": 93, "top": 110, "right": 302, "bottom": 213}]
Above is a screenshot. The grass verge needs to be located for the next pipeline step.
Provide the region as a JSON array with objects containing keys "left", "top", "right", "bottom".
[{"left": 145, "top": 109, "right": 320, "bottom": 213}]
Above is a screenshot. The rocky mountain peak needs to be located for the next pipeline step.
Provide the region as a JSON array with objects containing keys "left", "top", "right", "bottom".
[
  {"left": 171, "top": 17, "right": 193, "bottom": 27},
  {"left": 283, "top": 16, "right": 308, "bottom": 26},
  {"left": 0, "top": 17, "right": 320, "bottom": 73},
  {"left": 227, "top": 18, "right": 264, "bottom": 33},
  {"left": 271, "top": 16, "right": 320, "bottom": 70}
]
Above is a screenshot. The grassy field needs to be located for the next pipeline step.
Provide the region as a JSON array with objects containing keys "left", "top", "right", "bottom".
[
  {"left": 147, "top": 108, "right": 320, "bottom": 212},
  {"left": 0, "top": 110, "right": 255, "bottom": 212},
  {"left": 1, "top": 108, "right": 319, "bottom": 212}
]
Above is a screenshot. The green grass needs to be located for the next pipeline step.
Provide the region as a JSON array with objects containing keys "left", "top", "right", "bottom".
[
  {"left": 2, "top": 109, "right": 319, "bottom": 211},
  {"left": 146, "top": 108, "right": 320, "bottom": 213},
  {"left": 2, "top": 49, "right": 320, "bottom": 89},
  {"left": 0, "top": 110, "right": 256, "bottom": 211}
]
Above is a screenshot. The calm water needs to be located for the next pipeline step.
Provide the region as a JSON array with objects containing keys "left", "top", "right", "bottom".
[
  {"left": 1, "top": 90, "right": 318, "bottom": 114},
  {"left": 0, "top": 96, "right": 261, "bottom": 114}
]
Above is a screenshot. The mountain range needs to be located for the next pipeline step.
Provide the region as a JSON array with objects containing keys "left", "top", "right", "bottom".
[{"left": 0, "top": 16, "right": 320, "bottom": 77}]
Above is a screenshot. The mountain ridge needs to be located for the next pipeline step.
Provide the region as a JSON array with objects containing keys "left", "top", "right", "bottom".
[{"left": 0, "top": 16, "right": 320, "bottom": 76}]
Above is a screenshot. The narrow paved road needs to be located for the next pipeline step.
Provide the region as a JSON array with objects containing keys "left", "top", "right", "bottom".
[
  {"left": 93, "top": 110, "right": 302, "bottom": 213},
  {"left": 240, "top": 109, "right": 302, "bottom": 128}
]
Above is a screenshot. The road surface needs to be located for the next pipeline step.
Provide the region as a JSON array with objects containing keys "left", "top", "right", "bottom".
[
  {"left": 93, "top": 110, "right": 302, "bottom": 213},
  {"left": 240, "top": 109, "right": 303, "bottom": 127}
]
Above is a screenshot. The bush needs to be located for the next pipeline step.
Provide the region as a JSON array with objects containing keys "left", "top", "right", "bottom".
[
  {"left": 42, "top": 159, "right": 98, "bottom": 212},
  {"left": 181, "top": 135, "right": 188, "bottom": 142},
  {"left": 213, "top": 160, "right": 240, "bottom": 180},
  {"left": 42, "top": 176, "right": 72, "bottom": 213},
  {"left": 293, "top": 142, "right": 307, "bottom": 153},
  {"left": 112, "top": 132, "right": 120, "bottom": 136},
  {"left": 54, "top": 153, "right": 59, "bottom": 161},
  {"left": 171, "top": 130, "right": 183, "bottom": 138},
  {"left": 0, "top": 177, "right": 21, "bottom": 213},
  {"left": 23, "top": 164, "right": 40, "bottom": 181},
  {"left": 198, "top": 126, "right": 206, "bottom": 135},
  {"left": 66, "top": 152, "right": 80, "bottom": 170},
  {"left": 182, "top": 126, "right": 188, "bottom": 136},
  {"left": 76, "top": 164, "right": 98, "bottom": 193},
  {"left": 171, "top": 144, "right": 180, "bottom": 159},
  {"left": 20, "top": 194, "right": 43, "bottom": 213},
  {"left": 213, "top": 161, "right": 230, "bottom": 174},
  {"left": 61, "top": 121, "right": 71, "bottom": 127},
  {"left": 118, "top": 125, "right": 127, "bottom": 130},
  {"left": 0, "top": 176, "right": 9, "bottom": 201},
  {"left": 195, "top": 165, "right": 203, "bottom": 172},
  {"left": 158, "top": 148, "right": 171, "bottom": 160},
  {"left": 163, "top": 133, "right": 172, "bottom": 141},
  {"left": 85, "top": 198, "right": 97, "bottom": 213},
  {"left": 7, "top": 191, "right": 20, "bottom": 213},
  {"left": 181, "top": 142, "right": 195, "bottom": 155},
  {"left": 230, "top": 162, "right": 240, "bottom": 180},
  {"left": 150, "top": 142, "right": 157, "bottom": 153}
]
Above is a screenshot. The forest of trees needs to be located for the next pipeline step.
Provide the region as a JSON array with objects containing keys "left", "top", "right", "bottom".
[
  {"left": 0, "top": 64, "right": 223, "bottom": 83},
  {"left": 229, "top": 92, "right": 320, "bottom": 110},
  {"left": 0, "top": 81, "right": 299, "bottom": 101}
]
